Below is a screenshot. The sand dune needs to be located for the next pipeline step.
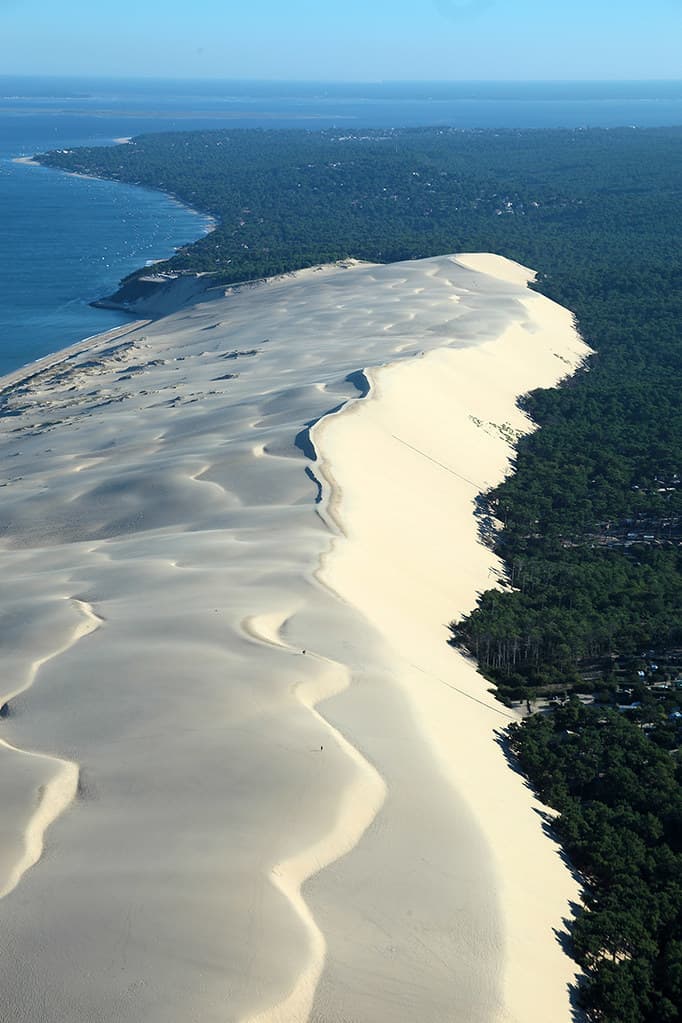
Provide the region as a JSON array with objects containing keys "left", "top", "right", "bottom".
[{"left": 0, "top": 255, "right": 589, "bottom": 1022}]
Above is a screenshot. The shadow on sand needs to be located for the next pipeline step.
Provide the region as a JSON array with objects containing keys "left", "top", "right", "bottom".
[{"left": 494, "top": 726, "right": 588, "bottom": 1023}]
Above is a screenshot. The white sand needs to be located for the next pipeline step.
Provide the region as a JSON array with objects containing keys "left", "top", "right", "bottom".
[
  {"left": 0, "top": 254, "right": 589, "bottom": 1022},
  {"left": 0, "top": 319, "right": 151, "bottom": 396},
  {"left": 313, "top": 254, "right": 589, "bottom": 1022}
]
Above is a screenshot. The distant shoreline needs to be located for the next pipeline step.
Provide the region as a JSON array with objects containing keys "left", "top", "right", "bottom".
[
  {"left": 10, "top": 146, "right": 218, "bottom": 365},
  {"left": 28, "top": 149, "right": 217, "bottom": 243}
]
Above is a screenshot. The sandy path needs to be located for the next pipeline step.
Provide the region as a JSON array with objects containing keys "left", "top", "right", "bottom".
[{"left": 0, "top": 254, "right": 588, "bottom": 1022}]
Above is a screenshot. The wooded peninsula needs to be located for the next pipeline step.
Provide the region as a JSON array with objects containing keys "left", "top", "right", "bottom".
[{"left": 38, "top": 126, "right": 682, "bottom": 1022}]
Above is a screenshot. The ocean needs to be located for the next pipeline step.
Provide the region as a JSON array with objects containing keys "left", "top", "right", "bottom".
[{"left": 2, "top": 76, "right": 681, "bottom": 375}]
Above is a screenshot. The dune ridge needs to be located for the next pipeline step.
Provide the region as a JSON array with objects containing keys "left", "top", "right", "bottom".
[
  {"left": 311, "top": 254, "right": 590, "bottom": 1022},
  {"left": 0, "top": 597, "right": 101, "bottom": 899},
  {"left": 0, "top": 254, "right": 588, "bottom": 1023},
  {"left": 242, "top": 611, "right": 386, "bottom": 1023}
]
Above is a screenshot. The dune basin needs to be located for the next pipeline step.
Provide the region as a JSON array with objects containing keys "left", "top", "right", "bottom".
[{"left": 0, "top": 254, "right": 590, "bottom": 1022}]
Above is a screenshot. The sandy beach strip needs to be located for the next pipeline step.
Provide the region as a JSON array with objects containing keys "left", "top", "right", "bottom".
[
  {"left": 0, "top": 318, "right": 151, "bottom": 395},
  {"left": 0, "top": 254, "right": 589, "bottom": 1022}
]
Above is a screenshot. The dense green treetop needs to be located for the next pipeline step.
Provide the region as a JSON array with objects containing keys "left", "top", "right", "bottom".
[
  {"left": 37, "top": 126, "right": 682, "bottom": 287},
  {"left": 510, "top": 704, "right": 682, "bottom": 1022}
]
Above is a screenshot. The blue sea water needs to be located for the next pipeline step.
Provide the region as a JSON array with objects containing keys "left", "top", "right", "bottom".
[
  {"left": 1, "top": 77, "right": 681, "bottom": 375},
  {"left": 0, "top": 121, "right": 213, "bottom": 375}
]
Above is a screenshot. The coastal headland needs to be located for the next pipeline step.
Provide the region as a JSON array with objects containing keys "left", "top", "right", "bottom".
[{"left": 0, "top": 254, "right": 589, "bottom": 1022}]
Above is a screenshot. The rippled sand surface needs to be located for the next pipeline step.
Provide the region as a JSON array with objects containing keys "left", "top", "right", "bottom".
[{"left": 0, "top": 255, "right": 588, "bottom": 1023}]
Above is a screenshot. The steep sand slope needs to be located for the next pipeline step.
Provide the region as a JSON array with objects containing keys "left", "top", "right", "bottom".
[
  {"left": 0, "top": 255, "right": 588, "bottom": 1022},
  {"left": 312, "top": 253, "right": 588, "bottom": 1022}
]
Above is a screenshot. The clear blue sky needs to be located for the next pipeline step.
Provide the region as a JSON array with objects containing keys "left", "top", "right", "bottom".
[{"left": 1, "top": 0, "right": 680, "bottom": 81}]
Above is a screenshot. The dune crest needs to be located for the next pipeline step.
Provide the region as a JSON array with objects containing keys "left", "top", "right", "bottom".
[
  {"left": 312, "top": 262, "right": 590, "bottom": 1021},
  {"left": 0, "top": 597, "right": 101, "bottom": 898},
  {"left": 241, "top": 610, "right": 386, "bottom": 1023},
  {"left": 0, "top": 255, "right": 588, "bottom": 1022}
]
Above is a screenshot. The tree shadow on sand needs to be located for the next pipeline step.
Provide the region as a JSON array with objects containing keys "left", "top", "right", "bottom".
[{"left": 494, "top": 727, "right": 587, "bottom": 1022}]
